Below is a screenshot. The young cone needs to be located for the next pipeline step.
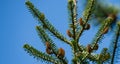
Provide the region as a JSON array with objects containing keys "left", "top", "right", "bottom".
[
  {"left": 66, "top": 30, "right": 72, "bottom": 38},
  {"left": 86, "top": 44, "right": 92, "bottom": 53},
  {"left": 46, "top": 42, "right": 51, "bottom": 49},
  {"left": 46, "top": 48, "right": 53, "bottom": 54},
  {"left": 79, "top": 18, "right": 84, "bottom": 26},
  {"left": 57, "top": 48, "right": 65, "bottom": 58},
  {"left": 84, "top": 24, "right": 90, "bottom": 30}
]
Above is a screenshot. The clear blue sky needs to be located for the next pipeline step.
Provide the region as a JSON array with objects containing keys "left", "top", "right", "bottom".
[{"left": 0, "top": 0, "right": 120, "bottom": 64}]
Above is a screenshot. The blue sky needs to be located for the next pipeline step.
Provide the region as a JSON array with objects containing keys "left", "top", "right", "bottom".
[{"left": 0, "top": 0, "right": 120, "bottom": 64}]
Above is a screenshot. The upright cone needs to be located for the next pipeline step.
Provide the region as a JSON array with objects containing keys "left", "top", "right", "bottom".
[
  {"left": 67, "top": 30, "right": 72, "bottom": 37},
  {"left": 57, "top": 48, "right": 65, "bottom": 58}
]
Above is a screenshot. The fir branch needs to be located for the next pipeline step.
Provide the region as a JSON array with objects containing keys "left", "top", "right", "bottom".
[
  {"left": 25, "top": 1, "right": 71, "bottom": 45},
  {"left": 81, "top": 17, "right": 114, "bottom": 62},
  {"left": 36, "top": 26, "right": 68, "bottom": 64},
  {"left": 98, "top": 48, "right": 110, "bottom": 64},
  {"left": 111, "top": 22, "right": 120, "bottom": 64},
  {"left": 76, "top": 0, "right": 95, "bottom": 42},
  {"left": 73, "top": 0, "right": 78, "bottom": 40},
  {"left": 36, "top": 26, "right": 57, "bottom": 54},
  {"left": 91, "top": 17, "right": 114, "bottom": 47},
  {"left": 83, "top": 0, "right": 95, "bottom": 23},
  {"left": 24, "top": 0, "right": 120, "bottom": 64},
  {"left": 68, "top": 0, "right": 77, "bottom": 40},
  {"left": 67, "top": 1, "right": 83, "bottom": 63},
  {"left": 23, "top": 44, "right": 62, "bottom": 64}
]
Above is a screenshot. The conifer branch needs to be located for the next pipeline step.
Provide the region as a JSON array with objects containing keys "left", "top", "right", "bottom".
[
  {"left": 68, "top": 0, "right": 77, "bottom": 40},
  {"left": 23, "top": 44, "right": 63, "bottom": 64},
  {"left": 111, "top": 22, "right": 120, "bottom": 64},
  {"left": 98, "top": 48, "right": 110, "bottom": 64},
  {"left": 24, "top": 0, "right": 120, "bottom": 64},
  {"left": 36, "top": 26, "right": 57, "bottom": 54},
  {"left": 67, "top": 1, "right": 82, "bottom": 63},
  {"left": 81, "top": 17, "right": 114, "bottom": 62},
  {"left": 83, "top": 0, "right": 95, "bottom": 23},
  {"left": 91, "top": 17, "right": 114, "bottom": 47},
  {"left": 76, "top": 0, "right": 95, "bottom": 42},
  {"left": 25, "top": 1, "right": 71, "bottom": 45},
  {"left": 36, "top": 26, "right": 68, "bottom": 64},
  {"left": 73, "top": 0, "right": 77, "bottom": 40}
]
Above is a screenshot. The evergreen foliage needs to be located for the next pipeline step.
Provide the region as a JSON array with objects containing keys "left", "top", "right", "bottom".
[{"left": 23, "top": 0, "right": 120, "bottom": 64}]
